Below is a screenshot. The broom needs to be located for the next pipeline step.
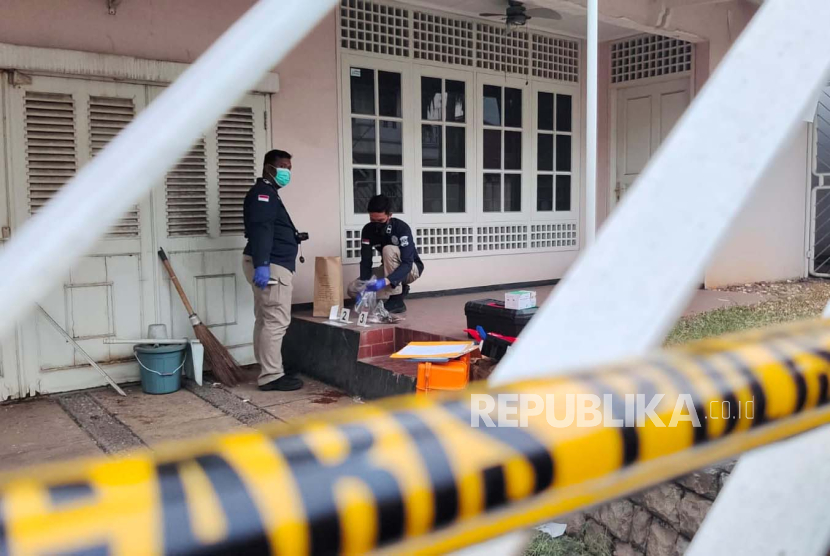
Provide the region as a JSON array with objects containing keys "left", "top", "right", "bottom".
[{"left": 158, "top": 248, "right": 243, "bottom": 386}]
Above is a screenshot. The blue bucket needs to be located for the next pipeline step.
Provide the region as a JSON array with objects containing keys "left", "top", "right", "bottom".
[{"left": 134, "top": 344, "right": 187, "bottom": 395}]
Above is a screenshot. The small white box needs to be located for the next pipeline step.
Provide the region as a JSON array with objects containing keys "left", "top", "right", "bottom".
[{"left": 505, "top": 290, "right": 536, "bottom": 310}]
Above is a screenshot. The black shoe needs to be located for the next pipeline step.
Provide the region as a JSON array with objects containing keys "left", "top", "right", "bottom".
[
  {"left": 385, "top": 294, "right": 407, "bottom": 314},
  {"left": 259, "top": 375, "right": 304, "bottom": 391},
  {"left": 402, "top": 284, "right": 411, "bottom": 296}
]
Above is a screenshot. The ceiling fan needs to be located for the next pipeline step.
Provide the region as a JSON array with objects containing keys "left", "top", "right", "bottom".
[{"left": 479, "top": 0, "right": 562, "bottom": 28}]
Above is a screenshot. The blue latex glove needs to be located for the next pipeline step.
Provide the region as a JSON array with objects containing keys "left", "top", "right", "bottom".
[
  {"left": 365, "top": 278, "right": 388, "bottom": 293},
  {"left": 253, "top": 266, "right": 271, "bottom": 289}
]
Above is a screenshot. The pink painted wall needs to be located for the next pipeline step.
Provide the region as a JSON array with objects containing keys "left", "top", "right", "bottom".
[
  {"left": 595, "top": 2, "right": 809, "bottom": 287},
  {"left": 706, "top": 126, "right": 810, "bottom": 287},
  {"left": 0, "top": 1, "right": 342, "bottom": 303},
  {"left": 272, "top": 13, "right": 341, "bottom": 304},
  {"left": 0, "top": 0, "right": 255, "bottom": 63}
]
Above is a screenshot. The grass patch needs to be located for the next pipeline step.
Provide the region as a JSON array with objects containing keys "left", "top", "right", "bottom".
[
  {"left": 526, "top": 532, "right": 611, "bottom": 556},
  {"left": 665, "top": 280, "right": 830, "bottom": 346}
]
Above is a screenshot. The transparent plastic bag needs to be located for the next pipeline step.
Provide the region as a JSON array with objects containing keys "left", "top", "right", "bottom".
[{"left": 355, "top": 279, "right": 403, "bottom": 324}]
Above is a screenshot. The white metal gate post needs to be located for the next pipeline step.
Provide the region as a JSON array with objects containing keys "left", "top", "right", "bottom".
[{"left": 585, "top": 0, "right": 598, "bottom": 246}]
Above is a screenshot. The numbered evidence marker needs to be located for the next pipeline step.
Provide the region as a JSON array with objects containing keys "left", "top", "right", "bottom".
[
  {"left": 357, "top": 311, "right": 369, "bottom": 327},
  {"left": 324, "top": 305, "right": 348, "bottom": 328}
]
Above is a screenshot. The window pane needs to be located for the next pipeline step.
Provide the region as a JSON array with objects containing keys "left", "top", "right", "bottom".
[
  {"left": 381, "top": 170, "right": 403, "bottom": 212},
  {"left": 350, "top": 68, "right": 375, "bottom": 115},
  {"left": 421, "top": 77, "right": 443, "bottom": 121},
  {"left": 378, "top": 71, "right": 401, "bottom": 118},
  {"left": 423, "top": 172, "right": 443, "bottom": 213},
  {"left": 483, "top": 129, "right": 501, "bottom": 170},
  {"left": 556, "top": 135, "right": 572, "bottom": 171},
  {"left": 504, "top": 174, "right": 521, "bottom": 212},
  {"left": 538, "top": 134, "right": 553, "bottom": 171},
  {"left": 505, "top": 87, "right": 522, "bottom": 128},
  {"left": 556, "top": 94, "right": 573, "bottom": 132},
  {"left": 352, "top": 118, "right": 376, "bottom": 165},
  {"left": 538, "top": 92, "right": 554, "bottom": 131},
  {"left": 422, "top": 125, "right": 443, "bottom": 168},
  {"left": 447, "top": 172, "right": 466, "bottom": 213},
  {"left": 379, "top": 121, "right": 402, "bottom": 166},
  {"left": 537, "top": 175, "right": 553, "bottom": 211},
  {"left": 483, "top": 85, "right": 502, "bottom": 126},
  {"left": 483, "top": 173, "right": 501, "bottom": 212},
  {"left": 446, "top": 126, "right": 465, "bottom": 168},
  {"left": 353, "top": 168, "right": 376, "bottom": 213},
  {"left": 446, "top": 80, "right": 465, "bottom": 123},
  {"left": 556, "top": 175, "right": 571, "bottom": 211},
  {"left": 504, "top": 131, "right": 522, "bottom": 170}
]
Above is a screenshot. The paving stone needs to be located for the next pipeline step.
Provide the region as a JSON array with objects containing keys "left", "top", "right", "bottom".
[
  {"left": 0, "top": 398, "right": 102, "bottom": 471},
  {"left": 647, "top": 520, "right": 679, "bottom": 556},
  {"left": 677, "top": 492, "right": 712, "bottom": 538},
  {"left": 57, "top": 393, "right": 144, "bottom": 454},
  {"left": 674, "top": 536, "right": 691, "bottom": 556},
  {"left": 562, "top": 511, "right": 587, "bottom": 537},
  {"left": 719, "top": 471, "right": 730, "bottom": 491},
  {"left": 90, "top": 385, "right": 240, "bottom": 445},
  {"left": 631, "top": 505, "right": 653, "bottom": 550},
  {"left": 677, "top": 467, "right": 721, "bottom": 500},
  {"left": 615, "top": 541, "right": 645, "bottom": 556},
  {"left": 229, "top": 375, "right": 344, "bottom": 408},
  {"left": 641, "top": 483, "right": 683, "bottom": 528},
  {"left": 265, "top": 395, "right": 358, "bottom": 422},
  {"left": 184, "top": 381, "right": 275, "bottom": 426},
  {"left": 598, "top": 499, "right": 635, "bottom": 542}
]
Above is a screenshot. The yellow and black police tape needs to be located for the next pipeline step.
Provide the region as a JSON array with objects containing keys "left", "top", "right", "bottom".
[{"left": 3, "top": 319, "right": 830, "bottom": 555}]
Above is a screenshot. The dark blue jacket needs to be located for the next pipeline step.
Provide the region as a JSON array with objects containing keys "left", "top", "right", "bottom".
[
  {"left": 359, "top": 218, "right": 424, "bottom": 286},
  {"left": 243, "top": 178, "right": 298, "bottom": 272}
]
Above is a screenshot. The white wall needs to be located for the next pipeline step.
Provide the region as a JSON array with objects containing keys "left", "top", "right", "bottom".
[{"left": 705, "top": 125, "right": 810, "bottom": 287}]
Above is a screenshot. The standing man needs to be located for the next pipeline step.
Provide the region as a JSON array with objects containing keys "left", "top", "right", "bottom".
[
  {"left": 348, "top": 194, "right": 424, "bottom": 313},
  {"left": 242, "top": 149, "right": 304, "bottom": 392}
]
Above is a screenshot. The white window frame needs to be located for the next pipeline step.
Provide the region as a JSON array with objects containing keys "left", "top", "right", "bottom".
[
  {"left": 412, "top": 64, "right": 475, "bottom": 225},
  {"left": 334, "top": 2, "right": 584, "bottom": 262},
  {"left": 531, "top": 80, "right": 581, "bottom": 221},
  {"left": 340, "top": 52, "right": 414, "bottom": 227},
  {"left": 476, "top": 73, "right": 532, "bottom": 223}
]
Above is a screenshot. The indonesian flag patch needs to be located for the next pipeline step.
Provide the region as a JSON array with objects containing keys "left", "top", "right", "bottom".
[{"left": 257, "top": 194, "right": 270, "bottom": 202}]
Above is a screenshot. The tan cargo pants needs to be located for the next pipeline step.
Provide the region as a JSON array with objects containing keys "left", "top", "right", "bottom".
[
  {"left": 242, "top": 256, "right": 293, "bottom": 386},
  {"left": 347, "top": 245, "right": 420, "bottom": 300}
]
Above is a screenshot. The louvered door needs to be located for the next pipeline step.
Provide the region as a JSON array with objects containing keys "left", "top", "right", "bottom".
[
  {"left": 8, "top": 76, "right": 156, "bottom": 394},
  {"left": 151, "top": 87, "right": 269, "bottom": 364}
]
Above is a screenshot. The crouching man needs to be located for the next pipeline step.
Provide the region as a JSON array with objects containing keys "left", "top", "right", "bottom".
[{"left": 348, "top": 195, "right": 424, "bottom": 313}]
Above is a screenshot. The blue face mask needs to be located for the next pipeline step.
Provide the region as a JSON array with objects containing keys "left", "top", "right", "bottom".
[{"left": 275, "top": 168, "right": 291, "bottom": 187}]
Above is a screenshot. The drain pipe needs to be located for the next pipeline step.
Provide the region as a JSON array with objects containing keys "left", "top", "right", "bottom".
[{"left": 585, "top": 0, "right": 599, "bottom": 246}]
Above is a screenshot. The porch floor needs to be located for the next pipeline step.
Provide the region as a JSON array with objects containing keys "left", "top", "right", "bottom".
[
  {"left": 0, "top": 287, "right": 763, "bottom": 474},
  {"left": 0, "top": 372, "right": 357, "bottom": 475}
]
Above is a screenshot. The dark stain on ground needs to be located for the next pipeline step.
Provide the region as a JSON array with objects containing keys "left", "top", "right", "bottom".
[{"left": 310, "top": 389, "right": 347, "bottom": 404}]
